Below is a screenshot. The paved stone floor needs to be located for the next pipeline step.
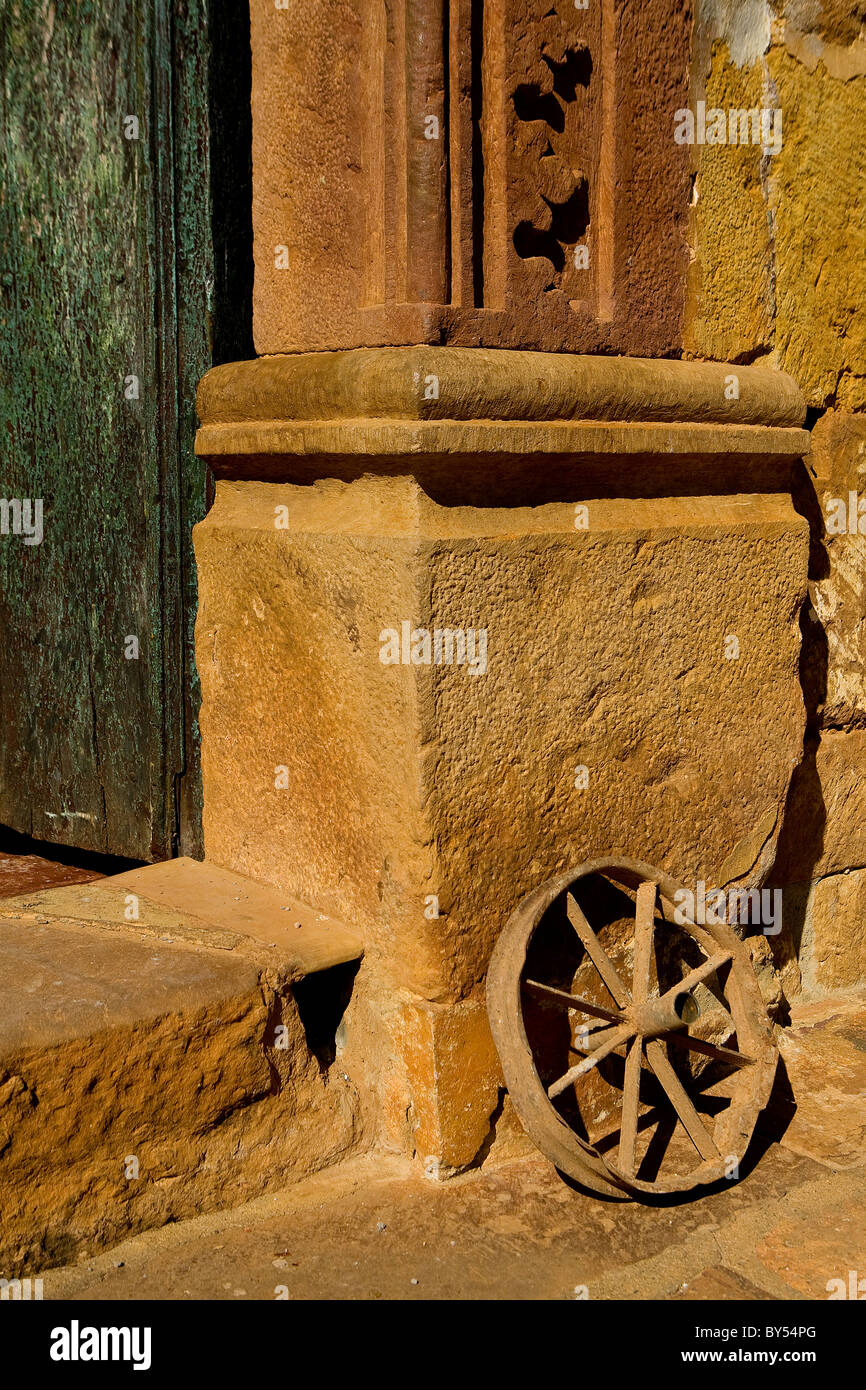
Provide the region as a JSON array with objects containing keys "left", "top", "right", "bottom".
[
  {"left": 40, "top": 1143, "right": 863, "bottom": 1301},
  {"left": 38, "top": 981, "right": 864, "bottom": 1302},
  {"left": 4, "top": 838, "right": 863, "bottom": 1302},
  {"left": 0, "top": 832, "right": 114, "bottom": 898}
]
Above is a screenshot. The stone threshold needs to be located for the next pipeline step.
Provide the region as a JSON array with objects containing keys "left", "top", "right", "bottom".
[{"left": 0, "top": 856, "right": 363, "bottom": 986}]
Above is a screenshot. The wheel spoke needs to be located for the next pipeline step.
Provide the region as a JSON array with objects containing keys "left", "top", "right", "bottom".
[
  {"left": 571, "top": 1022, "right": 626, "bottom": 1054},
  {"left": 548, "top": 1022, "right": 635, "bottom": 1098},
  {"left": 523, "top": 980, "right": 622, "bottom": 1025},
  {"left": 644, "top": 1039, "right": 721, "bottom": 1161},
  {"left": 618, "top": 1037, "right": 643, "bottom": 1175},
  {"left": 661, "top": 1031, "right": 754, "bottom": 1068},
  {"left": 674, "top": 951, "right": 733, "bottom": 997},
  {"left": 615, "top": 882, "right": 655, "bottom": 1176},
  {"left": 658, "top": 896, "right": 726, "bottom": 958},
  {"left": 566, "top": 893, "right": 629, "bottom": 1008},
  {"left": 632, "top": 880, "right": 655, "bottom": 1004}
]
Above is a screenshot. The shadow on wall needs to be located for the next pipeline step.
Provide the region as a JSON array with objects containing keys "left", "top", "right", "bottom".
[{"left": 766, "top": 445, "right": 830, "bottom": 989}]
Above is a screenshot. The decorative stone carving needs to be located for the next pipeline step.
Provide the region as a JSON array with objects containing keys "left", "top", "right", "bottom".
[{"left": 251, "top": 0, "right": 693, "bottom": 354}]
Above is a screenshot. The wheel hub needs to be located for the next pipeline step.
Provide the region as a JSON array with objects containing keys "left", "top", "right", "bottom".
[{"left": 625, "top": 987, "right": 700, "bottom": 1039}]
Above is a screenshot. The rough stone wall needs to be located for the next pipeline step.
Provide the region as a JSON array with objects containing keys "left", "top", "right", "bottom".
[{"left": 685, "top": 1, "right": 866, "bottom": 994}]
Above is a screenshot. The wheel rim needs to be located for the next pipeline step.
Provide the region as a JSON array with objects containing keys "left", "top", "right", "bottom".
[{"left": 486, "top": 857, "right": 778, "bottom": 1198}]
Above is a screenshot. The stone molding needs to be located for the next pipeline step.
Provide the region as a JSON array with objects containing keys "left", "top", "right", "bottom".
[{"left": 196, "top": 348, "right": 808, "bottom": 464}]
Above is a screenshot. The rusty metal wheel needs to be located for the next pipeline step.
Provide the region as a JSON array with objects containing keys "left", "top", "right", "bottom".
[{"left": 486, "top": 857, "right": 778, "bottom": 1199}]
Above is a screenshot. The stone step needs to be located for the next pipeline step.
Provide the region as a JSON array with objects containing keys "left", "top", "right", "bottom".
[
  {"left": 0, "top": 858, "right": 365, "bottom": 1277},
  {"left": 0, "top": 855, "right": 363, "bottom": 978}
]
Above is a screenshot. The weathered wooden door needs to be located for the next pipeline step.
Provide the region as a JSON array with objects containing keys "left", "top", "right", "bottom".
[{"left": 0, "top": 0, "right": 251, "bottom": 859}]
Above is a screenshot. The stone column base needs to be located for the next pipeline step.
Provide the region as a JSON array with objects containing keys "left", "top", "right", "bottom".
[{"left": 194, "top": 348, "right": 810, "bottom": 1170}]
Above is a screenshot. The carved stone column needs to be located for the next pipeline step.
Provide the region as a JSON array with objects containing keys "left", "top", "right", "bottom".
[
  {"left": 191, "top": 0, "right": 811, "bottom": 1174},
  {"left": 250, "top": 0, "right": 693, "bottom": 354}
]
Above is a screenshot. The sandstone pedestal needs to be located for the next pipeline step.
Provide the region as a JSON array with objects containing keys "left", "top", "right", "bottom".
[{"left": 194, "top": 347, "right": 809, "bottom": 1172}]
